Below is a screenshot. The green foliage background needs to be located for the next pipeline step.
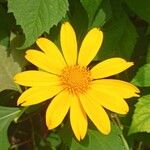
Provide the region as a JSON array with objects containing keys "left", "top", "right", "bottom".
[{"left": 0, "top": 0, "right": 150, "bottom": 149}]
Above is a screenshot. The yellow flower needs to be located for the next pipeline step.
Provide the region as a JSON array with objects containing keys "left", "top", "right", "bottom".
[{"left": 14, "top": 22, "right": 140, "bottom": 140}]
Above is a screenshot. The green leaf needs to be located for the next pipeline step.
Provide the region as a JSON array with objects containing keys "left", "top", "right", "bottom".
[
  {"left": 0, "top": 106, "right": 21, "bottom": 150},
  {"left": 37, "top": 132, "right": 61, "bottom": 149},
  {"left": 99, "top": 17, "right": 125, "bottom": 59},
  {"left": 8, "top": 0, "right": 69, "bottom": 48},
  {"left": 91, "top": 0, "right": 112, "bottom": 27},
  {"left": 132, "top": 64, "right": 150, "bottom": 87},
  {"left": 129, "top": 95, "right": 150, "bottom": 134},
  {"left": 9, "top": 32, "right": 27, "bottom": 68},
  {"left": 59, "top": 124, "right": 128, "bottom": 150},
  {"left": 80, "top": 0, "right": 103, "bottom": 26},
  {"left": 125, "top": 0, "right": 150, "bottom": 24},
  {"left": 95, "top": 0, "right": 138, "bottom": 60},
  {"left": 39, "top": 133, "right": 61, "bottom": 149},
  {"left": 117, "top": 16, "right": 138, "bottom": 59},
  {"left": 80, "top": 0, "right": 112, "bottom": 27},
  {"left": 46, "top": 133, "right": 61, "bottom": 148},
  {"left": 97, "top": 14, "right": 137, "bottom": 60},
  {"left": 0, "top": 45, "right": 22, "bottom": 92}
]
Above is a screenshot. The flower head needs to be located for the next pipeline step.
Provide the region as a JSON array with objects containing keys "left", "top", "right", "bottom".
[{"left": 14, "top": 22, "right": 140, "bottom": 140}]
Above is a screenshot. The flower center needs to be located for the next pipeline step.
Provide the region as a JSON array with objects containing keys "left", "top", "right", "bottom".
[{"left": 60, "top": 65, "right": 92, "bottom": 94}]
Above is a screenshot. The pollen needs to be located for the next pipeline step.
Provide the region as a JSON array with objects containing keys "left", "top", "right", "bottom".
[{"left": 60, "top": 65, "right": 92, "bottom": 94}]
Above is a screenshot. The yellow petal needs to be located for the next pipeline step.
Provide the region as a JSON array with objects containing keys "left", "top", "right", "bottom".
[
  {"left": 17, "top": 86, "right": 62, "bottom": 106},
  {"left": 87, "top": 86, "right": 129, "bottom": 114},
  {"left": 92, "top": 79, "right": 140, "bottom": 98},
  {"left": 36, "top": 38, "right": 66, "bottom": 73},
  {"left": 46, "top": 90, "right": 70, "bottom": 129},
  {"left": 14, "top": 71, "right": 60, "bottom": 87},
  {"left": 78, "top": 28, "right": 103, "bottom": 66},
  {"left": 25, "top": 49, "right": 65, "bottom": 74},
  {"left": 70, "top": 95, "right": 87, "bottom": 141},
  {"left": 91, "top": 58, "right": 134, "bottom": 79},
  {"left": 60, "top": 22, "right": 77, "bottom": 65},
  {"left": 79, "top": 93, "right": 110, "bottom": 135}
]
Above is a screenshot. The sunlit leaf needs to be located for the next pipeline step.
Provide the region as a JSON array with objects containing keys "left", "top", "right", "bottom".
[
  {"left": 0, "top": 45, "right": 21, "bottom": 92},
  {"left": 132, "top": 64, "right": 150, "bottom": 87},
  {"left": 129, "top": 95, "right": 150, "bottom": 134},
  {"left": 8, "top": 0, "right": 69, "bottom": 48},
  {"left": 0, "top": 106, "right": 20, "bottom": 150}
]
